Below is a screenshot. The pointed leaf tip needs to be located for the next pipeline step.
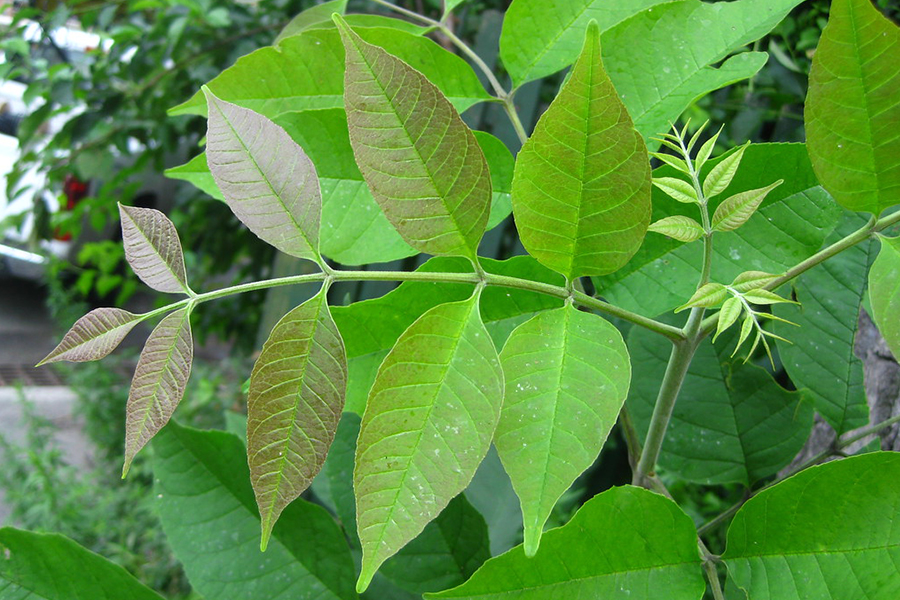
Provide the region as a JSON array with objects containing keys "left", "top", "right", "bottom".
[
  {"left": 39, "top": 307, "right": 140, "bottom": 365},
  {"left": 204, "top": 87, "right": 322, "bottom": 262},
  {"left": 118, "top": 203, "right": 191, "bottom": 295}
]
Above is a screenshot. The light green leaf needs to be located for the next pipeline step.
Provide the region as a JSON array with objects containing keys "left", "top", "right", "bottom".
[
  {"left": 603, "top": 0, "right": 802, "bottom": 143},
  {"left": 274, "top": 0, "right": 348, "bottom": 43},
  {"left": 511, "top": 21, "right": 651, "bottom": 279},
  {"left": 628, "top": 324, "right": 813, "bottom": 485},
  {"left": 594, "top": 144, "right": 842, "bottom": 317},
  {"left": 805, "top": 0, "right": 900, "bottom": 215},
  {"left": 204, "top": 89, "right": 322, "bottom": 262},
  {"left": 653, "top": 176, "right": 699, "bottom": 204},
  {"left": 869, "top": 234, "right": 900, "bottom": 359},
  {"left": 730, "top": 270, "right": 778, "bottom": 292},
  {"left": 427, "top": 486, "right": 705, "bottom": 600},
  {"left": 248, "top": 287, "right": 347, "bottom": 551},
  {"left": 677, "top": 282, "right": 728, "bottom": 312},
  {"left": 499, "top": 0, "right": 671, "bottom": 87},
  {"left": 335, "top": 16, "right": 491, "bottom": 262},
  {"left": 724, "top": 452, "right": 900, "bottom": 599},
  {"left": 165, "top": 153, "right": 224, "bottom": 200},
  {"left": 118, "top": 204, "right": 191, "bottom": 295},
  {"left": 0, "top": 529, "right": 164, "bottom": 600},
  {"left": 38, "top": 308, "right": 140, "bottom": 365},
  {"left": 153, "top": 423, "right": 358, "bottom": 600},
  {"left": 714, "top": 296, "right": 743, "bottom": 341},
  {"left": 123, "top": 307, "right": 193, "bottom": 476},
  {"left": 773, "top": 214, "right": 873, "bottom": 434},
  {"left": 306, "top": 14, "right": 432, "bottom": 36},
  {"left": 703, "top": 143, "right": 749, "bottom": 199},
  {"left": 171, "top": 27, "right": 490, "bottom": 117},
  {"left": 353, "top": 294, "right": 503, "bottom": 592},
  {"left": 694, "top": 125, "right": 723, "bottom": 172},
  {"left": 741, "top": 289, "right": 793, "bottom": 305},
  {"left": 649, "top": 215, "right": 705, "bottom": 243},
  {"left": 649, "top": 151, "right": 691, "bottom": 174},
  {"left": 331, "top": 256, "right": 563, "bottom": 415},
  {"left": 495, "top": 305, "right": 631, "bottom": 556},
  {"left": 712, "top": 179, "right": 783, "bottom": 232}
]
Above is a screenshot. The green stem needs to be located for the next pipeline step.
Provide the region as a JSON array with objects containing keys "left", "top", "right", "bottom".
[
  {"left": 702, "top": 547, "right": 726, "bottom": 600},
  {"left": 697, "top": 411, "right": 900, "bottom": 537},
  {"left": 133, "top": 267, "right": 685, "bottom": 341},
  {"left": 439, "top": 25, "right": 507, "bottom": 98},
  {"left": 370, "top": 0, "right": 440, "bottom": 27}
]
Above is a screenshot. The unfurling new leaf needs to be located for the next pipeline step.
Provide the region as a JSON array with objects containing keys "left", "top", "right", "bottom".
[
  {"left": 648, "top": 216, "right": 705, "bottom": 243},
  {"left": 334, "top": 15, "right": 491, "bottom": 261},
  {"left": 652, "top": 177, "right": 699, "bottom": 204},
  {"left": 123, "top": 308, "right": 193, "bottom": 476},
  {"left": 715, "top": 296, "right": 743, "bottom": 342},
  {"left": 248, "top": 287, "right": 347, "bottom": 551},
  {"left": 494, "top": 306, "right": 630, "bottom": 556},
  {"left": 118, "top": 204, "right": 192, "bottom": 295},
  {"left": 731, "top": 270, "right": 779, "bottom": 292},
  {"left": 354, "top": 294, "right": 503, "bottom": 593},
  {"left": 204, "top": 88, "right": 322, "bottom": 262},
  {"left": 677, "top": 283, "right": 728, "bottom": 312},
  {"left": 511, "top": 21, "right": 651, "bottom": 280},
  {"left": 703, "top": 142, "right": 748, "bottom": 199},
  {"left": 38, "top": 308, "right": 141, "bottom": 365},
  {"left": 711, "top": 179, "right": 783, "bottom": 232}
]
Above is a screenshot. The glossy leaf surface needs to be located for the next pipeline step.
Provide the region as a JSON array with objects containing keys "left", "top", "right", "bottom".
[
  {"left": 118, "top": 204, "right": 191, "bottom": 294},
  {"left": 495, "top": 305, "right": 631, "bottom": 556},
  {"left": 511, "top": 21, "right": 651, "bottom": 279},
  {"left": 354, "top": 295, "right": 503, "bottom": 592},
  {"left": 0, "top": 529, "right": 164, "bottom": 600},
  {"left": 805, "top": 0, "right": 900, "bottom": 214},
  {"left": 153, "top": 423, "right": 358, "bottom": 600},
  {"left": 248, "top": 288, "right": 347, "bottom": 550},
  {"left": 429, "top": 486, "right": 705, "bottom": 600},
  {"left": 205, "top": 90, "right": 321, "bottom": 261},
  {"left": 336, "top": 16, "right": 491, "bottom": 261},
  {"left": 594, "top": 144, "right": 841, "bottom": 317},
  {"left": 773, "top": 213, "right": 873, "bottom": 434},
  {"left": 171, "top": 28, "right": 490, "bottom": 117},
  {"left": 628, "top": 324, "right": 813, "bottom": 485},
  {"left": 123, "top": 307, "right": 193, "bottom": 476},
  {"left": 869, "top": 234, "right": 900, "bottom": 358},
  {"left": 724, "top": 452, "right": 900, "bottom": 599},
  {"left": 274, "top": 0, "right": 347, "bottom": 43},
  {"left": 38, "top": 308, "right": 140, "bottom": 365}
]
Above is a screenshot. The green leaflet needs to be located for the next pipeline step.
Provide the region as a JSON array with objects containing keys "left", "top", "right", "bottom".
[
  {"left": 274, "top": 0, "right": 348, "bottom": 43},
  {"left": 331, "top": 256, "right": 563, "bottom": 415},
  {"left": 724, "top": 452, "right": 900, "bottom": 599},
  {"left": 0, "top": 529, "right": 164, "bottom": 600},
  {"left": 153, "top": 423, "right": 358, "bottom": 600},
  {"left": 304, "top": 14, "right": 432, "bottom": 36},
  {"left": 427, "top": 486, "right": 705, "bottom": 599},
  {"left": 495, "top": 305, "right": 631, "bottom": 556},
  {"left": 118, "top": 204, "right": 192, "bottom": 295},
  {"left": 248, "top": 287, "right": 347, "bottom": 551},
  {"left": 773, "top": 213, "right": 874, "bottom": 434},
  {"left": 499, "top": 0, "right": 669, "bottom": 87},
  {"left": 594, "top": 144, "right": 842, "bottom": 317},
  {"left": 205, "top": 90, "right": 322, "bottom": 262},
  {"left": 166, "top": 112, "right": 513, "bottom": 265},
  {"left": 170, "top": 27, "right": 490, "bottom": 117},
  {"left": 335, "top": 16, "right": 491, "bottom": 262},
  {"left": 603, "top": 0, "right": 802, "bottom": 143},
  {"left": 805, "top": 0, "right": 900, "bottom": 215},
  {"left": 353, "top": 294, "right": 503, "bottom": 592},
  {"left": 511, "top": 21, "right": 651, "bottom": 280},
  {"left": 123, "top": 307, "right": 193, "bottom": 476},
  {"left": 628, "top": 324, "right": 813, "bottom": 485},
  {"left": 443, "top": 0, "right": 470, "bottom": 16},
  {"left": 38, "top": 307, "right": 140, "bottom": 365},
  {"left": 869, "top": 234, "right": 900, "bottom": 359}
]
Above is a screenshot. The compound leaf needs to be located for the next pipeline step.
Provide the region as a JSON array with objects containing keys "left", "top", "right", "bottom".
[
  {"left": 805, "top": 0, "right": 900, "bottom": 215},
  {"left": 354, "top": 294, "right": 503, "bottom": 592},
  {"left": 123, "top": 307, "right": 193, "bottom": 476},
  {"left": 869, "top": 234, "right": 900, "bottom": 359},
  {"left": 38, "top": 308, "right": 140, "bottom": 365},
  {"left": 628, "top": 324, "right": 813, "bottom": 485},
  {"left": 724, "top": 452, "right": 900, "bottom": 599},
  {"left": 248, "top": 287, "right": 347, "bottom": 551},
  {"left": 495, "top": 305, "right": 631, "bottom": 556},
  {"left": 0, "top": 528, "right": 164, "bottom": 600},
  {"left": 335, "top": 16, "right": 491, "bottom": 261},
  {"left": 427, "top": 486, "right": 705, "bottom": 600},
  {"left": 512, "top": 21, "right": 651, "bottom": 279},
  {"left": 118, "top": 204, "right": 191, "bottom": 295},
  {"left": 153, "top": 423, "right": 358, "bottom": 600},
  {"left": 205, "top": 89, "right": 322, "bottom": 262}
]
